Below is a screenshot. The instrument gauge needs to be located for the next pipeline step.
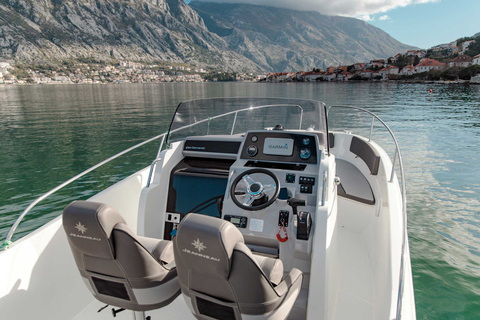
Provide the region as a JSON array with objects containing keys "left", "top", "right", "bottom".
[{"left": 300, "top": 148, "right": 311, "bottom": 160}]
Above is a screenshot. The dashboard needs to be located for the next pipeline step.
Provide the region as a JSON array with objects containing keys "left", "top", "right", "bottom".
[{"left": 165, "top": 130, "right": 325, "bottom": 258}]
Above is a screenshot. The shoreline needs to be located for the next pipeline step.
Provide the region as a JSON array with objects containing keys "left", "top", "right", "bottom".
[{"left": 0, "top": 79, "right": 478, "bottom": 86}]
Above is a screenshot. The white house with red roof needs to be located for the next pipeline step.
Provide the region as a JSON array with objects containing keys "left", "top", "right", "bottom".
[
  {"left": 367, "top": 60, "right": 385, "bottom": 68},
  {"left": 303, "top": 71, "right": 325, "bottom": 82},
  {"left": 415, "top": 58, "right": 447, "bottom": 73},
  {"left": 448, "top": 55, "right": 473, "bottom": 68},
  {"left": 360, "top": 70, "right": 374, "bottom": 78},
  {"left": 379, "top": 66, "right": 399, "bottom": 79},
  {"left": 399, "top": 65, "right": 416, "bottom": 76},
  {"left": 337, "top": 71, "right": 353, "bottom": 81},
  {"left": 324, "top": 73, "right": 337, "bottom": 81}
]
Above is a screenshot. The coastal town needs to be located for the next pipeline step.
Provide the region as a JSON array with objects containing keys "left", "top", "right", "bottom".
[
  {"left": 1, "top": 38, "right": 479, "bottom": 85},
  {"left": 264, "top": 39, "right": 480, "bottom": 84}
]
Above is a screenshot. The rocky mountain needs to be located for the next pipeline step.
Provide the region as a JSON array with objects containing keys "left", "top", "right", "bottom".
[
  {"left": 0, "top": 0, "right": 416, "bottom": 72},
  {"left": 0, "top": 0, "right": 260, "bottom": 70},
  {"left": 190, "top": 2, "right": 416, "bottom": 71}
]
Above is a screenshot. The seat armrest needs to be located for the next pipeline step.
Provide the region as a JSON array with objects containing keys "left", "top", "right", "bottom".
[
  {"left": 137, "top": 237, "right": 174, "bottom": 265},
  {"left": 274, "top": 268, "right": 303, "bottom": 297},
  {"left": 252, "top": 254, "right": 284, "bottom": 286}
]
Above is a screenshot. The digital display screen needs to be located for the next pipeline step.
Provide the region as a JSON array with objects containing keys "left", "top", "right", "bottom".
[
  {"left": 231, "top": 217, "right": 241, "bottom": 225},
  {"left": 263, "top": 138, "right": 294, "bottom": 156}
]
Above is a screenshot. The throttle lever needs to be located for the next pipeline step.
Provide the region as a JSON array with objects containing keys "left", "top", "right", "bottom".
[{"left": 287, "top": 198, "right": 306, "bottom": 216}]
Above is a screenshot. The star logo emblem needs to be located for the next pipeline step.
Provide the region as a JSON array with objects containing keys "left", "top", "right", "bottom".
[
  {"left": 75, "top": 222, "right": 88, "bottom": 234},
  {"left": 192, "top": 238, "right": 206, "bottom": 252}
]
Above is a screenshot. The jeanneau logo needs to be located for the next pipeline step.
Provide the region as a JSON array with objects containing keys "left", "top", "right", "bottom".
[
  {"left": 75, "top": 222, "right": 88, "bottom": 234},
  {"left": 182, "top": 239, "right": 219, "bottom": 262},
  {"left": 192, "top": 238, "right": 206, "bottom": 252}
]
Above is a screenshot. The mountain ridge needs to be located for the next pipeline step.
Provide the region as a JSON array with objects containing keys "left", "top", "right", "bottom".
[
  {"left": 0, "top": 0, "right": 260, "bottom": 70},
  {"left": 190, "top": 1, "right": 416, "bottom": 71},
  {"left": 0, "top": 0, "right": 416, "bottom": 71}
]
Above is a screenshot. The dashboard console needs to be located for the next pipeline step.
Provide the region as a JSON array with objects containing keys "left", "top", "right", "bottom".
[{"left": 165, "top": 129, "right": 325, "bottom": 261}]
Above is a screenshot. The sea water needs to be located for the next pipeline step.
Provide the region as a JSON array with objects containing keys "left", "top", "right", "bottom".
[{"left": 0, "top": 82, "right": 479, "bottom": 319}]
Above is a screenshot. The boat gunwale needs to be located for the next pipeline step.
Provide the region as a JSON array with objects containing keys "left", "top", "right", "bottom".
[{"left": 328, "top": 105, "right": 408, "bottom": 320}]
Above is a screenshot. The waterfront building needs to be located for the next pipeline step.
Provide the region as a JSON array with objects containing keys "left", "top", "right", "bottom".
[
  {"left": 360, "top": 70, "right": 374, "bottom": 78},
  {"left": 336, "top": 71, "right": 353, "bottom": 81},
  {"left": 415, "top": 58, "right": 447, "bottom": 72},
  {"left": 399, "top": 65, "right": 416, "bottom": 76},
  {"left": 448, "top": 55, "right": 473, "bottom": 68},
  {"left": 303, "top": 71, "right": 325, "bottom": 82}
]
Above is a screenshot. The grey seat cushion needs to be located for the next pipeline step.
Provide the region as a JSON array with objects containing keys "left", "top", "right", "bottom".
[
  {"left": 63, "top": 201, "right": 180, "bottom": 311},
  {"left": 137, "top": 236, "right": 175, "bottom": 265},
  {"left": 252, "top": 254, "right": 284, "bottom": 286},
  {"left": 63, "top": 201, "right": 125, "bottom": 260},
  {"left": 174, "top": 213, "right": 303, "bottom": 318}
]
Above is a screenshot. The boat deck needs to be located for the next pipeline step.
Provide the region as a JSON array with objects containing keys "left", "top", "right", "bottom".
[
  {"left": 73, "top": 295, "right": 195, "bottom": 320},
  {"left": 335, "top": 227, "right": 374, "bottom": 319}
]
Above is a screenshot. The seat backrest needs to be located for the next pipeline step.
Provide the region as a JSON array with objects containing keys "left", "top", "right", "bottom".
[
  {"left": 174, "top": 213, "right": 291, "bottom": 319},
  {"left": 350, "top": 136, "right": 381, "bottom": 175},
  {"left": 63, "top": 201, "right": 179, "bottom": 311}
]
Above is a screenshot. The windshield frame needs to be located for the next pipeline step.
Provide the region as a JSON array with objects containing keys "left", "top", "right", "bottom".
[{"left": 166, "top": 97, "right": 328, "bottom": 149}]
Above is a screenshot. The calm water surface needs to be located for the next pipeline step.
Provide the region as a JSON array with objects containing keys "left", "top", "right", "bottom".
[{"left": 0, "top": 82, "right": 479, "bottom": 319}]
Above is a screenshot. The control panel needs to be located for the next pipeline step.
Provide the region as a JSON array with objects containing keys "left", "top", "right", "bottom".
[
  {"left": 224, "top": 215, "right": 248, "bottom": 228},
  {"left": 240, "top": 132, "right": 319, "bottom": 164},
  {"left": 299, "top": 176, "right": 316, "bottom": 194}
]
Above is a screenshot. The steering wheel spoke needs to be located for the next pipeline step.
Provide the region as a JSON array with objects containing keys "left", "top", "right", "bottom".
[
  {"left": 242, "top": 175, "right": 255, "bottom": 186},
  {"left": 243, "top": 195, "right": 255, "bottom": 206},
  {"left": 230, "top": 169, "right": 281, "bottom": 211},
  {"left": 263, "top": 184, "right": 276, "bottom": 193}
]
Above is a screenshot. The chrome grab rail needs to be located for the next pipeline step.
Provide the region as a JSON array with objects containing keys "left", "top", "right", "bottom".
[
  {"left": 2, "top": 132, "right": 168, "bottom": 249},
  {"left": 327, "top": 105, "right": 407, "bottom": 320}
]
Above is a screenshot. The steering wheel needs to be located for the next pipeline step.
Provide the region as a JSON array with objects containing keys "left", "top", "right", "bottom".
[{"left": 230, "top": 169, "right": 280, "bottom": 211}]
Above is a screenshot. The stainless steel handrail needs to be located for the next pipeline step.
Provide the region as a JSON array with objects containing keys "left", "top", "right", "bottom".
[
  {"left": 2, "top": 132, "right": 168, "bottom": 247},
  {"left": 327, "top": 105, "right": 407, "bottom": 320}
]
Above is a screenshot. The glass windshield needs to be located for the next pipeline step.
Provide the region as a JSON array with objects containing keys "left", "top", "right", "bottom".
[{"left": 167, "top": 98, "right": 327, "bottom": 146}]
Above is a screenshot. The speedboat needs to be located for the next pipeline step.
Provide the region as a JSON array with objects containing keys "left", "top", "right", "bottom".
[{"left": 0, "top": 98, "right": 415, "bottom": 320}]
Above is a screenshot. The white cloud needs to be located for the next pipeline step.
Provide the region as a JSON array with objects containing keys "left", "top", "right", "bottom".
[
  {"left": 358, "top": 14, "right": 375, "bottom": 21},
  {"left": 379, "top": 15, "right": 391, "bottom": 20},
  {"left": 194, "top": 0, "right": 439, "bottom": 17}
]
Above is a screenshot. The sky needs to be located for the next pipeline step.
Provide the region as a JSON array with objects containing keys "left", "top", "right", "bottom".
[{"left": 191, "top": 0, "right": 480, "bottom": 49}]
